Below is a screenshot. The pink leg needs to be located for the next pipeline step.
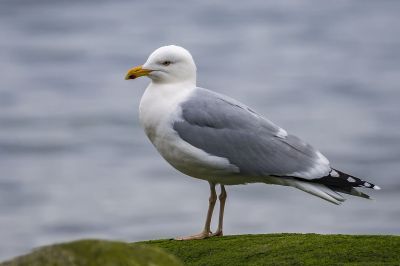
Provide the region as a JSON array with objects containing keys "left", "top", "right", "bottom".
[
  {"left": 175, "top": 182, "right": 217, "bottom": 240},
  {"left": 211, "top": 185, "right": 227, "bottom": 237}
]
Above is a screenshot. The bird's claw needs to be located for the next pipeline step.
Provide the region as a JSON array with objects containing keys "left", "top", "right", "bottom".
[
  {"left": 210, "top": 230, "right": 223, "bottom": 237},
  {"left": 175, "top": 230, "right": 223, "bottom": 240}
]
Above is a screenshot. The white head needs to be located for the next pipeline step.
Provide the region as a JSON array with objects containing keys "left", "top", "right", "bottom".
[{"left": 125, "top": 45, "right": 197, "bottom": 85}]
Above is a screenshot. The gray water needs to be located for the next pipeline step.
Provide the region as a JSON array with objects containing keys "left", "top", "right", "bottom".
[{"left": 1, "top": 0, "right": 400, "bottom": 261}]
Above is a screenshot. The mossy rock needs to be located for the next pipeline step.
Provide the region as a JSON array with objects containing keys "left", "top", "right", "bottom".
[
  {"left": 2, "top": 234, "right": 400, "bottom": 266},
  {"left": 142, "top": 233, "right": 400, "bottom": 266},
  {"left": 1, "top": 239, "right": 182, "bottom": 266}
]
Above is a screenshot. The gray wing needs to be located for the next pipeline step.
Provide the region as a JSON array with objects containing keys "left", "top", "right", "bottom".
[{"left": 173, "top": 88, "right": 330, "bottom": 179}]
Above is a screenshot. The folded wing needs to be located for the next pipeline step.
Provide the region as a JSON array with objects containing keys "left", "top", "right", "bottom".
[{"left": 174, "top": 88, "right": 330, "bottom": 179}]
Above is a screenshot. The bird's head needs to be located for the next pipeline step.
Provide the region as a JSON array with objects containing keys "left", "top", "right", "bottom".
[{"left": 125, "top": 45, "right": 197, "bottom": 84}]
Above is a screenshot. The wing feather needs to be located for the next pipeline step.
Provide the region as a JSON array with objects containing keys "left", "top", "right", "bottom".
[{"left": 173, "top": 88, "right": 330, "bottom": 179}]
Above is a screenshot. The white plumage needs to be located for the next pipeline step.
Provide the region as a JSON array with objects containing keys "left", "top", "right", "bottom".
[{"left": 125, "top": 45, "right": 380, "bottom": 240}]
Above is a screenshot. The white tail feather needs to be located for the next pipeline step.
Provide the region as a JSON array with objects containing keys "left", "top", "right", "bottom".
[{"left": 292, "top": 181, "right": 346, "bottom": 205}]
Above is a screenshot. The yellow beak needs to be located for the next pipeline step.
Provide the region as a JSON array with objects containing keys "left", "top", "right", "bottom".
[{"left": 125, "top": 65, "right": 152, "bottom": 80}]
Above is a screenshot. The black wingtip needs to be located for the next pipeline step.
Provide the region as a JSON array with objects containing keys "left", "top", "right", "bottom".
[{"left": 311, "top": 168, "right": 380, "bottom": 191}]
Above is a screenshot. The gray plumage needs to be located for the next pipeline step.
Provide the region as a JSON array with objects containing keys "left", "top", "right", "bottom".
[
  {"left": 174, "top": 88, "right": 326, "bottom": 178},
  {"left": 173, "top": 88, "right": 379, "bottom": 204}
]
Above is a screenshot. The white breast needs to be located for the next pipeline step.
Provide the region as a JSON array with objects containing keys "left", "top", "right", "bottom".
[{"left": 139, "top": 83, "right": 238, "bottom": 181}]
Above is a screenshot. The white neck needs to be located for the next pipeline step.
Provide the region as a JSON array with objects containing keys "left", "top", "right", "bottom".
[
  {"left": 138, "top": 81, "right": 196, "bottom": 142},
  {"left": 150, "top": 73, "right": 197, "bottom": 86}
]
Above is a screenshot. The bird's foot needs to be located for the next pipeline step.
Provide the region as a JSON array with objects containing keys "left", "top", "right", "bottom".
[
  {"left": 174, "top": 230, "right": 211, "bottom": 240},
  {"left": 210, "top": 230, "right": 223, "bottom": 237}
]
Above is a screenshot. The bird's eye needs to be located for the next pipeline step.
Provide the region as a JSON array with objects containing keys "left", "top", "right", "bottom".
[{"left": 162, "top": 61, "right": 171, "bottom": 66}]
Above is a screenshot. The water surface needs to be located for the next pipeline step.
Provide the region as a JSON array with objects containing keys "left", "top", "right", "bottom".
[{"left": 0, "top": 0, "right": 400, "bottom": 260}]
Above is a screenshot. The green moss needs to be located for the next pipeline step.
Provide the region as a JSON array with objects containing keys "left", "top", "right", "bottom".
[
  {"left": 2, "top": 234, "right": 399, "bottom": 266},
  {"left": 1, "top": 239, "right": 182, "bottom": 266},
  {"left": 141, "top": 233, "right": 400, "bottom": 266}
]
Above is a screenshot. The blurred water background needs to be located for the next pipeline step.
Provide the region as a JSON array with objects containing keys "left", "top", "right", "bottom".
[{"left": 1, "top": 0, "right": 400, "bottom": 260}]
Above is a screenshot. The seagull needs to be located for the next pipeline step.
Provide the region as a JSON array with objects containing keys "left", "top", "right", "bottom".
[{"left": 125, "top": 45, "right": 380, "bottom": 240}]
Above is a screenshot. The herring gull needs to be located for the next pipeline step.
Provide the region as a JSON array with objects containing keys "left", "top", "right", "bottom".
[{"left": 125, "top": 45, "right": 380, "bottom": 240}]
